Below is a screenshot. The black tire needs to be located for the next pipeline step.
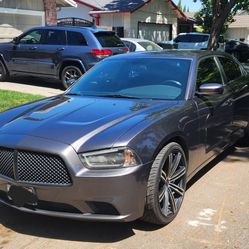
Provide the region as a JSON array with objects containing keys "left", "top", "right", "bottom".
[
  {"left": 61, "top": 65, "right": 83, "bottom": 89},
  {"left": 0, "top": 60, "right": 8, "bottom": 81},
  {"left": 142, "top": 142, "right": 187, "bottom": 225}
]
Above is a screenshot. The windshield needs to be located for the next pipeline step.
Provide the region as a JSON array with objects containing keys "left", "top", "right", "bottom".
[{"left": 68, "top": 58, "right": 191, "bottom": 100}]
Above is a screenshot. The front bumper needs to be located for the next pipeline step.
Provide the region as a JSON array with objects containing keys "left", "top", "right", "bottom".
[{"left": 0, "top": 134, "right": 151, "bottom": 222}]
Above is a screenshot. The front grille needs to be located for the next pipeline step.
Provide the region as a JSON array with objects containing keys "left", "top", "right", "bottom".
[
  {"left": 0, "top": 148, "right": 15, "bottom": 179},
  {"left": 0, "top": 149, "right": 71, "bottom": 186}
]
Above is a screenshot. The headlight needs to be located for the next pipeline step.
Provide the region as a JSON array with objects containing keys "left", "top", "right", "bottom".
[{"left": 79, "top": 147, "right": 141, "bottom": 169}]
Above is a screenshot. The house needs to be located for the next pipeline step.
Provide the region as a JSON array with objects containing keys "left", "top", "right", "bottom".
[
  {"left": 0, "top": 0, "right": 76, "bottom": 42},
  {"left": 178, "top": 12, "right": 196, "bottom": 33},
  {"left": 57, "top": 0, "right": 95, "bottom": 22},
  {"left": 58, "top": 0, "right": 187, "bottom": 42},
  {"left": 226, "top": 11, "right": 249, "bottom": 43}
]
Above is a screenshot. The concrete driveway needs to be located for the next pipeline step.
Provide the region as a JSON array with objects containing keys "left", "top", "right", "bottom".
[{"left": 0, "top": 146, "right": 248, "bottom": 249}]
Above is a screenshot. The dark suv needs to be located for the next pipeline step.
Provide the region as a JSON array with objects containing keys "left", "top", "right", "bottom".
[{"left": 0, "top": 26, "right": 128, "bottom": 89}]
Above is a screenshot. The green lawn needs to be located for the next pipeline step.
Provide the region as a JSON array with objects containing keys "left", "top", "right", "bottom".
[{"left": 0, "top": 90, "right": 44, "bottom": 112}]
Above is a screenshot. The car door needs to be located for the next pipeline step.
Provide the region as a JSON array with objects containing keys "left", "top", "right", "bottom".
[
  {"left": 35, "top": 29, "right": 67, "bottom": 76},
  {"left": 218, "top": 56, "right": 249, "bottom": 133},
  {"left": 9, "top": 29, "right": 45, "bottom": 73},
  {"left": 193, "top": 56, "right": 235, "bottom": 157}
]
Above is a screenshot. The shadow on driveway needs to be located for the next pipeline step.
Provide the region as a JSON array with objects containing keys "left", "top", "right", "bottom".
[{"left": 8, "top": 76, "right": 63, "bottom": 90}]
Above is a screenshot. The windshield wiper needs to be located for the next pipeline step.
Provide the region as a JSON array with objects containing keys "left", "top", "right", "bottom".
[{"left": 98, "top": 94, "right": 141, "bottom": 99}]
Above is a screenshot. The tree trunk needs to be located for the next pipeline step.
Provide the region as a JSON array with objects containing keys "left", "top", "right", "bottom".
[
  {"left": 43, "top": 0, "right": 57, "bottom": 26},
  {"left": 208, "top": 15, "right": 226, "bottom": 50}
]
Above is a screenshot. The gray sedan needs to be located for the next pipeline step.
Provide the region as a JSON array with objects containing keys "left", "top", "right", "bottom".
[{"left": 0, "top": 50, "right": 248, "bottom": 225}]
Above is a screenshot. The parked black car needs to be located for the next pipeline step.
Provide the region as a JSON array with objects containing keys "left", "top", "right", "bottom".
[
  {"left": 225, "top": 40, "right": 249, "bottom": 62},
  {"left": 0, "top": 26, "right": 127, "bottom": 89},
  {"left": 0, "top": 51, "right": 248, "bottom": 225}
]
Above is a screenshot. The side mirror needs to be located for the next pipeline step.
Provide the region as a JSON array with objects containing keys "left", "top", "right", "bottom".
[
  {"left": 197, "top": 83, "right": 224, "bottom": 96},
  {"left": 12, "top": 37, "right": 19, "bottom": 44}
]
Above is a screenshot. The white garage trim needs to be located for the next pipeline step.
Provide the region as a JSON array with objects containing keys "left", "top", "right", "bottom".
[{"left": 0, "top": 8, "right": 45, "bottom": 25}]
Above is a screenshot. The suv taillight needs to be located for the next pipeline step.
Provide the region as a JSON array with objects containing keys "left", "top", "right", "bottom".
[
  {"left": 91, "top": 49, "right": 113, "bottom": 58},
  {"left": 125, "top": 47, "right": 129, "bottom": 53}
]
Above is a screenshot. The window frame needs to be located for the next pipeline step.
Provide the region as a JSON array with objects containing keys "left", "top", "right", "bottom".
[
  {"left": 195, "top": 55, "right": 226, "bottom": 92},
  {"left": 216, "top": 55, "right": 246, "bottom": 85}
]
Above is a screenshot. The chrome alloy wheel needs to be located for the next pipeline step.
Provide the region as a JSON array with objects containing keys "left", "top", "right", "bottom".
[{"left": 158, "top": 150, "right": 187, "bottom": 217}]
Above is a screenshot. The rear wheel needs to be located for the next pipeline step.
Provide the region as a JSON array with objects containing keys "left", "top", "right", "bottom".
[
  {"left": 142, "top": 142, "right": 187, "bottom": 225},
  {"left": 61, "top": 65, "right": 83, "bottom": 89},
  {"left": 0, "top": 60, "right": 8, "bottom": 81}
]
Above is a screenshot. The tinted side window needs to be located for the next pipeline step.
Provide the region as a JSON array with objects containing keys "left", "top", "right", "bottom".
[
  {"left": 44, "top": 30, "right": 66, "bottom": 45},
  {"left": 19, "top": 30, "right": 43, "bottom": 44},
  {"left": 175, "top": 35, "right": 190, "bottom": 43},
  {"left": 197, "top": 58, "right": 223, "bottom": 88},
  {"left": 67, "top": 31, "right": 87, "bottom": 46},
  {"left": 218, "top": 57, "right": 242, "bottom": 82},
  {"left": 190, "top": 35, "right": 209, "bottom": 42}
]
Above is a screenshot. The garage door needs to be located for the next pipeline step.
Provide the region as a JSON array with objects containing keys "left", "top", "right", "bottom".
[
  {"left": 138, "top": 22, "right": 172, "bottom": 43},
  {"left": 0, "top": 13, "right": 43, "bottom": 42}
]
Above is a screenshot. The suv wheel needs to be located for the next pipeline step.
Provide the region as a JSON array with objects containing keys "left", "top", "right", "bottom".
[
  {"left": 142, "top": 142, "right": 187, "bottom": 225},
  {"left": 0, "top": 60, "right": 8, "bottom": 81},
  {"left": 61, "top": 65, "right": 83, "bottom": 89}
]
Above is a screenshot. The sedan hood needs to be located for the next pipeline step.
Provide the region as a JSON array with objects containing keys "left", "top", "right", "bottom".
[{"left": 0, "top": 95, "right": 177, "bottom": 151}]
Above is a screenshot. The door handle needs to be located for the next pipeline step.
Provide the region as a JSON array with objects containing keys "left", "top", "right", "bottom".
[
  {"left": 29, "top": 46, "right": 37, "bottom": 50},
  {"left": 225, "top": 99, "right": 233, "bottom": 106},
  {"left": 57, "top": 47, "right": 65, "bottom": 51}
]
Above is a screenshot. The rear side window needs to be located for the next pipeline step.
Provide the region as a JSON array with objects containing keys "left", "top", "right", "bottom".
[
  {"left": 44, "top": 30, "right": 66, "bottom": 45},
  {"left": 218, "top": 57, "right": 242, "bottom": 82},
  {"left": 197, "top": 58, "right": 223, "bottom": 88},
  {"left": 67, "top": 31, "right": 87, "bottom": 46},
  {"left": 94, "top": 32, "right": 124, "bottom": 47}
]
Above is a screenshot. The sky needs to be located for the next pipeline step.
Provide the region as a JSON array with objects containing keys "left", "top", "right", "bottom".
[{"left": 174, "top": 0, "right": 202, "bottom": 12}]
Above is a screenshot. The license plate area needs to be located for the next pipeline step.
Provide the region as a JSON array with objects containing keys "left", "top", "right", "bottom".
[{"left": 7, "top": 184, "right": 37, "bottom": 207}]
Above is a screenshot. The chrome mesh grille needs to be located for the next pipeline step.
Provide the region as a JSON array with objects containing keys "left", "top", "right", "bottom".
[
  {"left": 0, "top": 148, "right": 14, "bottom": 179},
  {"left": 0, "top": 148, "right": 71, "bottom": 186},
  {"left": 17, "top": 151, "right": 71, "bottom": 185}
]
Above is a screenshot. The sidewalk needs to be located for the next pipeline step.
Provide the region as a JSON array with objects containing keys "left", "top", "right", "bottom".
[{"left": 0, "top": 77, "right": 63, "bottom": 97}]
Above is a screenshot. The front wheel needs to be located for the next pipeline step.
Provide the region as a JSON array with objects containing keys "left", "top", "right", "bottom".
[
  {"left": 142, "top": 142, "right": 187, "bottom": 225},
  {"left": 61, "top": 65, "right": 83, "bottom": 89}
]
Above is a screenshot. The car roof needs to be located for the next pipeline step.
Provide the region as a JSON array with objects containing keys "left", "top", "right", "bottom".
[
  {"left": 121, "top": 38, "right": 156, "bottom": 43},
  {"left": 29, "top": 26, "right": 111, "bottom": 33},
  {"left": 108, "top": 49, "right": 232, "bottom": 60},
  {"left": 178, "top": 32, "right": 210, "bottom": 36}
]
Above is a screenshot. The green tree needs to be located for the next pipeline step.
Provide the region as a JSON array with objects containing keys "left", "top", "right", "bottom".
[
  {"left": 194, "top": 0, "right": 249, "bottom": 50},
  {"left": 178, "top": 0, "right": 183, "bottom": 10},
  {"left": 183, "top": 5, "right": 187, "bottom": 12},
  {"left": 187, "top": 6, "right": 190, "bottom": 12}
]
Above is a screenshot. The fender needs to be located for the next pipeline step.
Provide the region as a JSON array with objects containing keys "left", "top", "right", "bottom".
[{"left": 56, "top": 59, "right": 87, "bottom": 78}]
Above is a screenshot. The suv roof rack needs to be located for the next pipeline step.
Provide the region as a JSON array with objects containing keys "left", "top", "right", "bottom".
[{"left": 57, "top": 17, "right": 94, "bottom": 27}]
